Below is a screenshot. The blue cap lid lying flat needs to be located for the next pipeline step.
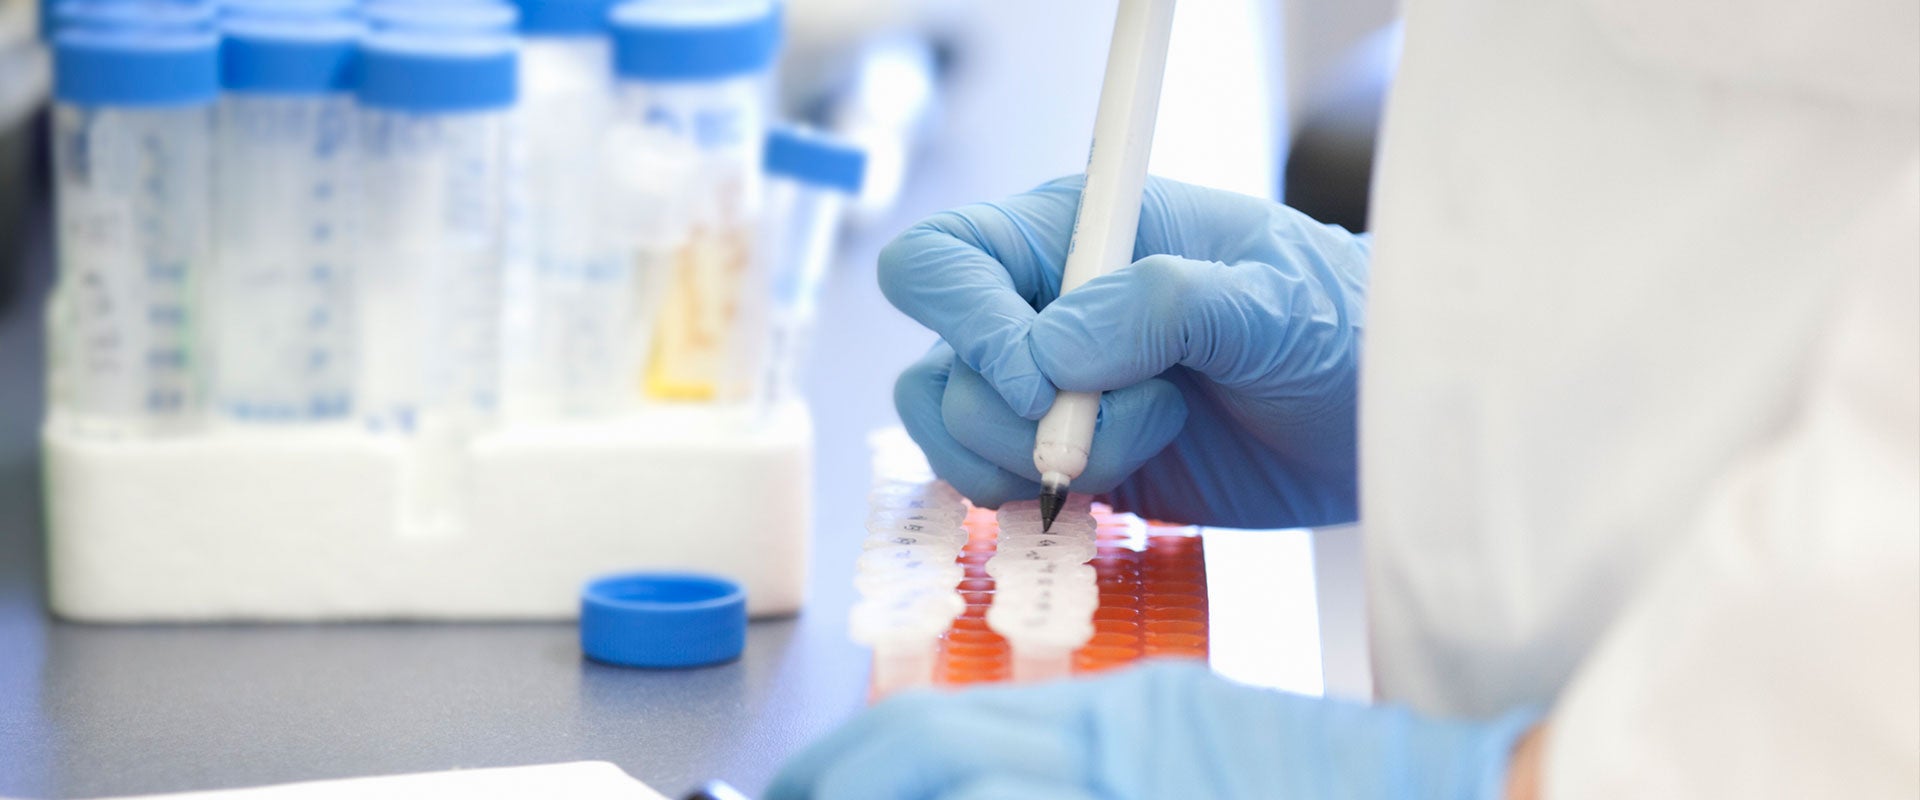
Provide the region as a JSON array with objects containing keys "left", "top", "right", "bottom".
[
  {"left": 55, "top": 29, "right": 220, "bottom": 106},
  {"left": 765, "top": 127, "right": 865, "bottom": 193},
  {"left": 221, "top": 17, "right": 361, "bottom": 93},
  {"left": 611, "top": 0, "right": 779, "bottom": 82},
  {"left": 358, "top": 32, "right": 518, "bottom": 112},
  {"left": 581, "top": 572, "right": 747, "bottom": 668},
  {"left": 515, "top": 0, "right": 616, "bottom": 34}
]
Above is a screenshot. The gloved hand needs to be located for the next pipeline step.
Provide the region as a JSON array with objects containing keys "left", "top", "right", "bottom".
[
  {"left": 768, "top": 663, "right": 1539, "bottom": 800},
  {"left": 882, "top": 176, "right": 1370, "bottom": 528}
]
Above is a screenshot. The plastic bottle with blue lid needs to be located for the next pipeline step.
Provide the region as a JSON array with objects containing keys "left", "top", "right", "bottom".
[
  {"left": 499, "top": 0, "right": 633, "bottom": 418},
  {"left": 355, "top": 29, "right": 518, "bottom": 535},
  {"left": 48, "top": 24, "right": 219, "bottom": 436},
  {"left": 207, "top": 10, "right": 361, "bottom": 423},
  {"left": 607, "top": 0, "right": 781, "bottom": 404}
]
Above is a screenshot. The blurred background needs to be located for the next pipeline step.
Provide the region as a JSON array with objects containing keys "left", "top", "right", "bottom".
[{"left": 0, "top": 0, "right": 1402, "bottom": 300}]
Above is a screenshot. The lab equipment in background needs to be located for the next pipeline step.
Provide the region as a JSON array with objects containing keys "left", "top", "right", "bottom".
[
  {"left": 207, "top": 10, "right": 359, "bottom": 423},
  {"left": 758, "top": 125, "right": 864, "bottom": 411},
  {"left": 47, "top": 22, "right": 218, "bottom": 437},
  {"left": 503, "top": 0, "right": 630, "bottom": 418},
  {"left": 354, "top": 29, "right": 516, "bottom": 435},
  {"left": 856, "top": 429, "right": 1210, "bottom": 698},
  {"left": 356, "top": 28, "right": 516, "bottom": 536},
  {"left": 609, "top": 0, "right": 779, "bottom": 403},
  {"left": 39, "top": 0, "right": 820, "bottom": 624},
  {"left": 821, "top": 33, "right": 939, "bottom": 226}
]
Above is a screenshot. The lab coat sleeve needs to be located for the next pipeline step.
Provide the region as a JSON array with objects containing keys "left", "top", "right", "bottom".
[{"left": 1541, "top": 168, "right": 1920, "bottom": 798}]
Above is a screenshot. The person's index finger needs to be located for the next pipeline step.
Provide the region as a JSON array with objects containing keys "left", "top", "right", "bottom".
[{"left": 878, "top": 191, "right": 1080, "bottom": 419}]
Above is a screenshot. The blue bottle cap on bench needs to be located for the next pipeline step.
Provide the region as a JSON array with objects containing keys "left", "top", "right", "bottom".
[
  {"left": 54, "top": 28, "right": 220, "bottom": 106},
  {"left": 358, "top": 31, "right": 518, "bottom": 112},
  {"left": 765, "top": 126, "right": 866, "bottom": 194},
  {"left": 221, "top": 16, "right": 361, "bottom": 93},
  {"left": 581, "top": 572, "right": 747, "bottom": 668},
  {"left": 610, "top": 0, "right": 779, "bottom": 82}
]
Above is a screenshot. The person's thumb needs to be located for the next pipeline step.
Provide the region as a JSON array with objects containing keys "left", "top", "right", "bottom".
[{"left": 1030, "top": 253, "right": 1338, "bottom": 392}]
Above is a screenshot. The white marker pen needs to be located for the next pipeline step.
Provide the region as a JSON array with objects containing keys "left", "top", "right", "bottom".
[{"left": 1034, "top": 0, "right": 1177, "bottom": 531}]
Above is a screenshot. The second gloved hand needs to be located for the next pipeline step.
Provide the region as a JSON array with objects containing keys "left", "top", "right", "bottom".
[
  {"left": 767, "top": 663, "right": 1539, "bottom": 800},
  {"left": 883, "top": 176, "right": 1371, "bottom": 527}
]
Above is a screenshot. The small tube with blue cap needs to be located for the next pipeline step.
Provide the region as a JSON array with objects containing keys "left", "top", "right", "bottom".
[
  {"left": 756, "top": 126, "right": 865, "bottom": 412},
  {"left": 47, "top": 9, "right": 219, "bottom": 436},
  {"left": 608, "top": 0, "right": 779, "bottom": 403},
  {"left": 206, "top": 7, "right": 360, "bottom": 423}
]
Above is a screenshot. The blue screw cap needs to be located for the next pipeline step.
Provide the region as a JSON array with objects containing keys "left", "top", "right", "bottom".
[
  {"left": 514, "top": 0, "right": 617, "bottom": 34},
  {"left": 357, "top": 31, "right": 518, "bottom": 113},
  {"left": 611, "top": 0, "right": 779, "bottom": 82},
  {"left": 54, "top": 28, "right": 220, "bottom": 106},
  {"left": 765, "top": 126, "right": 865, "bottom": 194},
  {"left": 581, "top": 572, "right": 747, "bottom": 668},
  {"left": 221, "top": 17, "right": 361, "bottom": 93}
]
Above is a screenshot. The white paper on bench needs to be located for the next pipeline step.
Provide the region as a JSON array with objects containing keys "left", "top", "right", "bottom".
[{"left": 74, "top": 761, "right": 668, "bottom": 800}]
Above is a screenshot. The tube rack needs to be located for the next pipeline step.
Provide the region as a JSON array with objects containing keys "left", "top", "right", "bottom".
[{"left": 856, "top": 429, "right": 1208, "bottom": 698}]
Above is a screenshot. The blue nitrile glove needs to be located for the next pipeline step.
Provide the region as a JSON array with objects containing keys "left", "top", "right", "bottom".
[
  {"left": 767, "top": 663, "right": 1540, "bottom": 800},
  {"left": 882, "top": 176, "right": 1370, "bottom": 528}
]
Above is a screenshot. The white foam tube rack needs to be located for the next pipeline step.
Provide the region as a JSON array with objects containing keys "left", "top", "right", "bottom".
[{"left": 43, "top": 404, "right": 812, "bottom": 622}]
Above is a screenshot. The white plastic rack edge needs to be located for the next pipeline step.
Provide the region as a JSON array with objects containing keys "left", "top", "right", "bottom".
[{"left": 43, "top": 402, "right": 812, "bottom": 622}]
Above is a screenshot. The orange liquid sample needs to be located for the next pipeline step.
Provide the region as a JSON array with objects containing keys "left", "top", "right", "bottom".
[{"left": 870, "top": 504, "right": 1210, "bottom": 697}]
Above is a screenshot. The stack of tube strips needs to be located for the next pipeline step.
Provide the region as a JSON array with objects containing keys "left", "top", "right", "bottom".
[
  {"left": 986, "top": 496, "right": 1099, "bottom": 682},
  {"left": 44, "top": 0, "right": 816, "bottom": 442},
  {"left": 854, "top": 431, "right": 968, "bottom": 697},
  {"left": 859, "top": 429, "right": 1211, "bottom": 699}
]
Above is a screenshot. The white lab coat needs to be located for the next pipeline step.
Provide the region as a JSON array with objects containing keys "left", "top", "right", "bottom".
[{"left": 1362, "top": 0, "right": 1918, "bottom": 794}]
